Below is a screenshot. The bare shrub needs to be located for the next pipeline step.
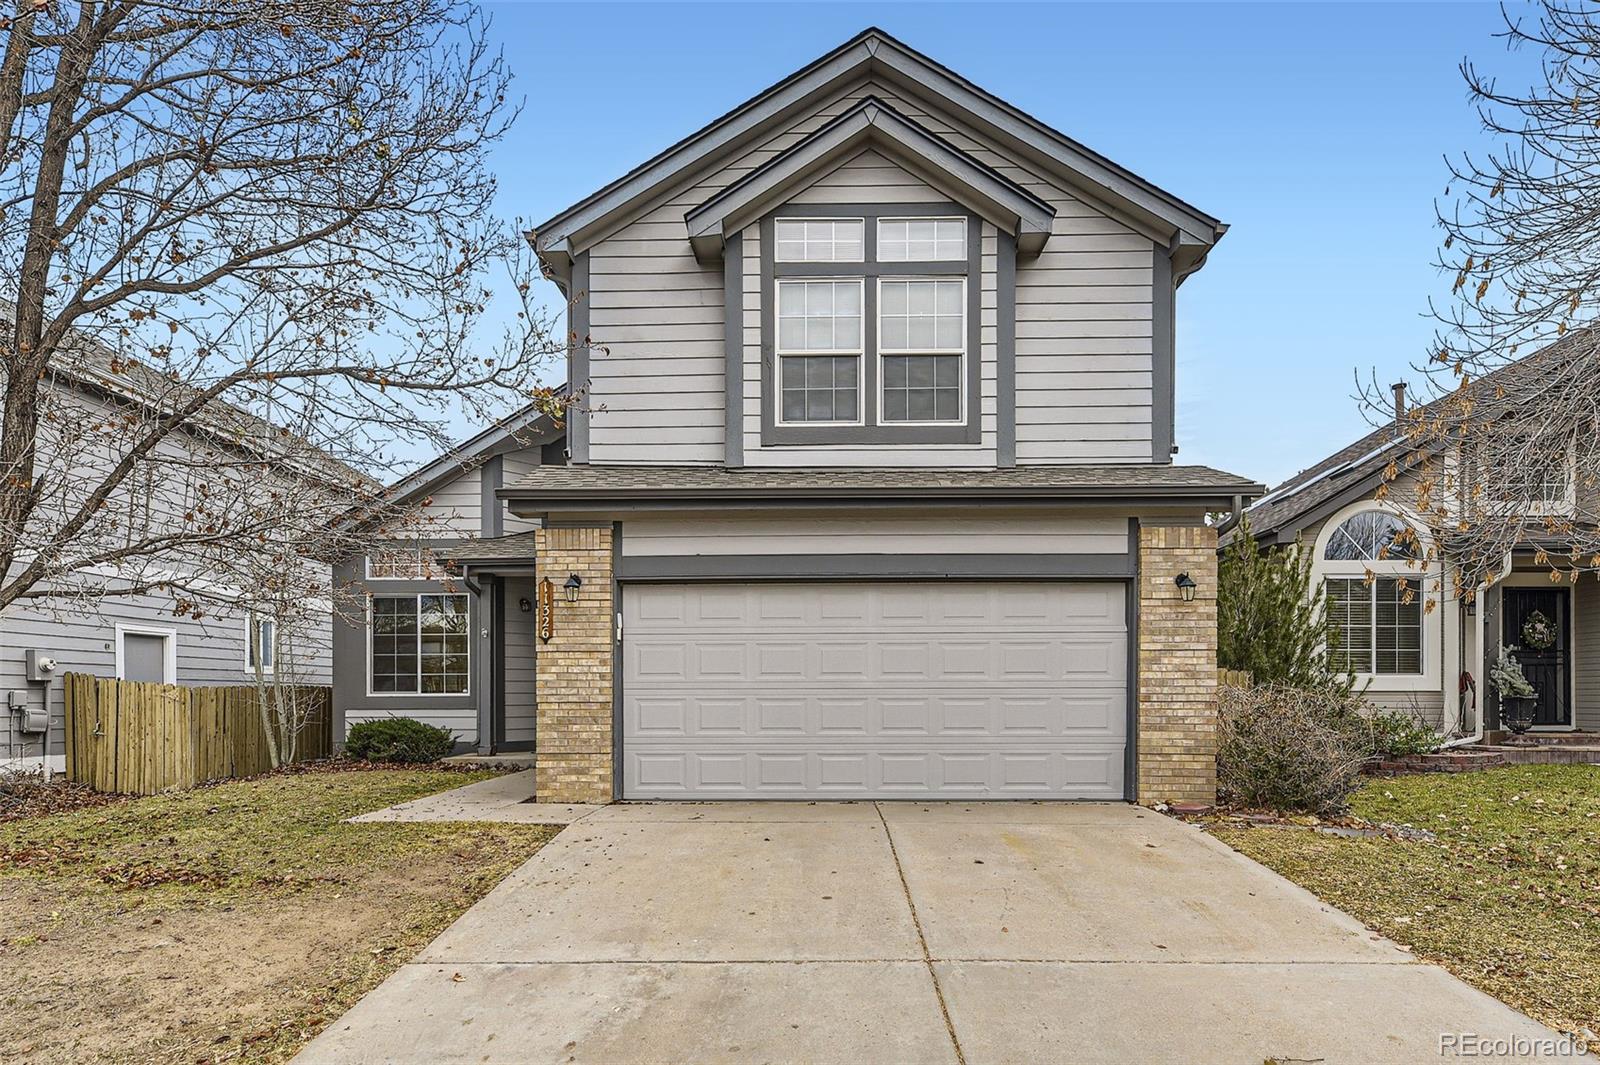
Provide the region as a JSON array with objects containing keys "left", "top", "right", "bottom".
[{"left": 1217, "top": 684, "right": 1373, "bottom": 814}]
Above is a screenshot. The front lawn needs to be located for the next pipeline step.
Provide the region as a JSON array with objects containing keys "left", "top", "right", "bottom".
[
  {"left": 1214, "top": 765, "right": 1600, "bottom": 1045},
  {"left": 0, "top": 765, "right": 556, "bottom": 1063}
]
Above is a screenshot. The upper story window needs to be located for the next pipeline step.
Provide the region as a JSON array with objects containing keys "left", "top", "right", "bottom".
[
  {"left": 776, "top": 279, "right": 863, "bottom": 424},
  {"left": 774, "top": 218, "right": 863, "bottom": 262},
  {"left": 365, "top": 546, "right": 460, "bottom": 581},
  {"left": 877, "top": 217, "right": 966, "bottom": 261},
  {"left": 763, "top": 205, "right": 978, "bottom": 446}
]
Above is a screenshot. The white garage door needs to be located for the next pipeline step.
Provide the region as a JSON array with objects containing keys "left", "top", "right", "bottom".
[{"left": 621, "top": 582, "right": 1128, "bottom": 800}]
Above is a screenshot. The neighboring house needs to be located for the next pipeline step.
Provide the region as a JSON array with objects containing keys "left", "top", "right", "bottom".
[
  {"left": 1230, "top": 341, "right": 1600, "bottom": 741},
  {"left": 336, "top": 28, "right": 1262, "bottom": 804},
  {"left": 329, "top": 401, "right": 566, "bottom": 755},
  {"left": 1, "top": 326, "right": 363, "bottom": 773}
]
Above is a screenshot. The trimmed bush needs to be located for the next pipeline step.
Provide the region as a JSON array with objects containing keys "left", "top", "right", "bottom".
[
  {"left": 345, "top": 718, "right": 455, "bottom": 764},
  {"left": 1217, "top": 683, "right": 1372, "bottom": 814}
]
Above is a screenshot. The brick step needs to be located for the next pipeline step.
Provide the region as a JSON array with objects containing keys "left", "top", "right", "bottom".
[
  {"left": 1367, "top": 751, "right": 1507, "bottom": 775},
  {"left": 1483, "top": 730, "right": 1600, "bottom": 746},
  {"left": 1469, "top": 744, "right": 1600, "bottom": 765}
]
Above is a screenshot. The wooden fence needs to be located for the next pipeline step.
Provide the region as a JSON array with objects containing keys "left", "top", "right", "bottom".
[
  {"left": 1217, "top": 668, "right": 1253, "bottom": 689},
  {"left": 63, "top": 674, "right": 332, "bottom": 795}
]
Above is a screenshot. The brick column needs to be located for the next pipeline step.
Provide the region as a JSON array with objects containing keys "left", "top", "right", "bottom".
[
  {"left": 1136, "top": 524, "right": 1219, "bottom": 805},
  {"left": 534, "top": 526, "right": 614, "bottom": 803}
]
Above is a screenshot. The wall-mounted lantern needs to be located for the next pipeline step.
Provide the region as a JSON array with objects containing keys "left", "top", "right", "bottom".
[
  {"left": 518, "top": 597, "right": 533, "bottom": 614},
  {"left": 564, "top": 573, "right": 584, "bottom": 604},
  {"left": 1174, "top": 572, "right": 1197, "bottom": 603}
]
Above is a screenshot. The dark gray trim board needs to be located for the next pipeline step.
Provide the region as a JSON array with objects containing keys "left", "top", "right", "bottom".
[
  {"left": 1152, "top": 242, "right": 1175, "bottom": 462},
  {"left": 760, "top": 204, "right": 983, "bottom": 447},
  {"left": 1125, "top": 517, "right": 1140, "bottom": 802},
  {"left": 568, "top": 251, "right": 591, "bottom": 464},
  {"left": 532, "top": 29, "right": 1224, "bottom": 260},
  {"left": 473, "top": 577, "right": 495, "bottom": 754},
  {"left": 684, "top": 97, "right": 1055, "bottom": 261},
  {"left": 996, "top": 229, "right": 1017, "bottom": 468},
  {"left": 618, "top": 553, "right": 1134, "bottom": 582},
  {"left": 480, "top": 454, "right": 504, "bottom": 539},
  {"left": 724, "top": 231, "right": 744, "bottom": 467},
  {"left": 611, "top": 521, "right": 624, "bottom": 802}
]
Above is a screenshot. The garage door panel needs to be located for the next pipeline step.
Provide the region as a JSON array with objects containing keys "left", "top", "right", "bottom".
[
  {"left": 623, "top": 582, "right": 1128, "bottom": 800},
  {"left": 622, "top": 747, "right": 1126, "bottom": 800}
]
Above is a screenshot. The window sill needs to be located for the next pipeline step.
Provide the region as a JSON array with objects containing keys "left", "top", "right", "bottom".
[{"left": 761, "top": 420, "right": 980, "bottom": 447}]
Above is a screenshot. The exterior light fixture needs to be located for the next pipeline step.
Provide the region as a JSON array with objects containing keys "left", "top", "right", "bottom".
[
  {"left": 518, "top": 597, "right": 533, "bottom": 614},
  {"left": 1174, "top": 572, "right": 1197, "bottom": 603},
  {"left": 564, "top": 573, "right": 584, "bottom": 604}
]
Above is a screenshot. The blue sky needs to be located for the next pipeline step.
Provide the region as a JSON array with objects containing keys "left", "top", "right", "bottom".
[{"left": 481, "top": 2, "right": 1532, "bottom": 487}]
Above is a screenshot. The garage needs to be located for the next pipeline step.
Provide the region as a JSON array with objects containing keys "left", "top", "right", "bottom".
[{"left": 620, "top": 581, "right": 1129, "bottom": 800}]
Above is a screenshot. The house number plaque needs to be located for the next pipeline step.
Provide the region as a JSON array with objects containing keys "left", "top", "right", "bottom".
[{"left": 537, "top": 576, "right": 555, "bottom": 643}]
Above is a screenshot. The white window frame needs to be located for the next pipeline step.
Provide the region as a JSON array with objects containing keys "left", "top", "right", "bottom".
[
  {"left": 113, "top": 624, "right": 177, "bottom": 684},
  {"left": 875, "top": 276, "right": 966, "bottom": 426},
  {"left": 1477, "top": 433, "right": 1578, "bottom": 519},
  {"left": 1312, "top": 499, "right": 1438, "bottom": 692},
  {"left": 773, "top": 217, "right": 865, "bottom": 263},
  {"left": 244, "top": 612, "right": 275, "bottom": 676},
  {"left": 774, "top": 277, "right": 866, "bottom": 427},
  {"left": 365, "top": 592, "right": 471, "bottom": 697},
  {"left": 876, "top": 215, "right": 967, "bottom": 262}
]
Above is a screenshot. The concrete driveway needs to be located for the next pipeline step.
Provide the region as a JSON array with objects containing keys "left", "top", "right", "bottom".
[{"left": 301, "top": 802, "right": 1575, "bottom": 1064}]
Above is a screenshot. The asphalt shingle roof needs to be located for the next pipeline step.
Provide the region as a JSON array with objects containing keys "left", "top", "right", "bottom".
[{"left": 501, "top": 463, "right": 1263, "bottom": 499}]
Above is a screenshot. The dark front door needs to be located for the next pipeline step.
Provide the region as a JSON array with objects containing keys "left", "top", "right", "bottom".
[{"left": 1503, "top": 587, "right": 1571, "bottom": 727}]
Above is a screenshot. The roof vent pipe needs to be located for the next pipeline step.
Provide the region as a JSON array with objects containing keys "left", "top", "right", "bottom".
[{"left": 1391, "top": 382, "right": 1407, "bottom": 430}]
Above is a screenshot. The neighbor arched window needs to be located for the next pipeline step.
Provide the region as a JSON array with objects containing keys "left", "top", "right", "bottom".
[{"left": 1319, "top": 508, "right": 1424, "bottom": 676}]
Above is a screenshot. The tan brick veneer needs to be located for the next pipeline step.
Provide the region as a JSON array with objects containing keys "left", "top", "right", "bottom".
[
  {"left": 1137, "top": 524, "right": 1219, "bottom": 805},
  {"left": 534, "top": 526, "right": 614, "bottom": 803}
]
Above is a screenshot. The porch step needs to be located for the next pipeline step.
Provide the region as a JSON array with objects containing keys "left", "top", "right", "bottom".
[
  {"left": 1483, "top": 730, "right": 1600, "bottom": 746},
  {"left": 1469, "top": 743, "right": 1600, "bottom": 766}
]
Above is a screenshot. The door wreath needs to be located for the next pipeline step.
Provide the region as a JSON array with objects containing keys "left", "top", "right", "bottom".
[{"left": 1521, "top": 609, "right": 1558, "bottom": 651}]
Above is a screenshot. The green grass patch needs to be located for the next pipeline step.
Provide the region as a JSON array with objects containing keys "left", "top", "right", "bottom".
[{"left": 1216, "top": 765, "right": 1600, "bottom": 1044}]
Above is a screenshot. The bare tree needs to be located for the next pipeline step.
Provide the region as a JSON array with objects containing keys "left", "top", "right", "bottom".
[
  {"left": 1372, "top": 0, "right": 1600, "bottom": 595},
  {"left": 0, "top": 0, "right": 567, "bottom": 620}
]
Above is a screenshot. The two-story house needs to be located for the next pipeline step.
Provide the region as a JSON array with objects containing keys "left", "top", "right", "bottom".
[{"left": 331, "top": 29, "right": 1261, "bottom": 804}]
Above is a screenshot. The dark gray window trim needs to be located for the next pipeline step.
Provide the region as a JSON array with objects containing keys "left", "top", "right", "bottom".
[
  {"left": 1152, "top": 242, "right": 1175, "bottom": 463},
  {"left": 997, "top": 229, "right": 1017, "bottom": 468},
  {"left": 617, "top": 552, "right": 1133, "bottom": 582},
  {"left": 1125, "top": 517, "right": 1140, "bottom": 802},
  {"left": 760, "top": 203, "right": 982, "bottom": 447},
  {"left": 568, "top": 251, "right": 591, "bottom": 464},
  {"left": 724, "top": 231, "right": 744, "bottom": 467}
]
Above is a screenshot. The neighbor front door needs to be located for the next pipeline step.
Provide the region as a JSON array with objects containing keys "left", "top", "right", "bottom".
[{"left": 1503, "top": 587, "right": 1571, "bottom": 727}]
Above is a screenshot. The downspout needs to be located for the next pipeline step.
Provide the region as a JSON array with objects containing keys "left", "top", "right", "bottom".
[{"left": 1441, "top": 587, "right": 1486, "bottom": 749}]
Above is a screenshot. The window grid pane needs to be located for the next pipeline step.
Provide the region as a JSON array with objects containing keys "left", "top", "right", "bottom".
[
  {"left": 1374, "top": 577, "right": 1423, "bottom": 675},
  {"left": 370, "top": 597, "right": 419, "bottom": 693},
  {"left": 370, "top": 594, "right": 469, "bottom": 694},
  {"left": 420, "top": 594, "right": 470, "bottom": 694},
  {"left": 1324, "top": 579, "right": 1373, "bottom": 675},
  {"left": 776, "top": 280, "right": 862, "bottom": 354},
  {"left": 774, "top": 219, "right": 864, "bottom": 262},
  {"left": 781, "top": 355, "right": 860, "bottom": 423},
  {"left": 882, "top": 354, "right": 961, "bottom": 423},
  {"left": 879, "top": 280, "right": 964, "bottom": 353},
  {"left": 877, "top": 217, "right": 966, "bottom": 262}
]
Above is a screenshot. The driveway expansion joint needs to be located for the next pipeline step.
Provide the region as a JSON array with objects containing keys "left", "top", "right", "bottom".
[{"left": 876, "top": 801, "right": 968, "bottom": 1065}]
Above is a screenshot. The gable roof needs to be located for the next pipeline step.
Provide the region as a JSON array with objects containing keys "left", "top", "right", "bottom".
[
  {"left": 1234, "top": 333, "right": 1591, "bottom": 546},
  {"left": 532, "top": 27, "right": 1225, "bottom": 285},
  {"left": 684, "top": 96, "right": 1056, "bottom": 262}
]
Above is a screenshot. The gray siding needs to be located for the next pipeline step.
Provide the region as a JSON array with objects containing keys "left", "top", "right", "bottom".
[
  {"left": 502, "top": 576, "right": 539, "bottom": 746},
  {"left": 621, "top": 511, "right": 1129, "bottom": 557},
  {"left": 417, "top": 466, "right": 482, "bottom": 536},
  {"left": 1575, "top": 577, "right": 1600, "bottom": 731},
  {"left": 1362, "top": 689, "right": 1448, "bottom": 730},
  {"left": 579, "top": 74, "right": 1161, "bottom": 469},
  {"left": 330, "top": 557, "right": 479, "bottom": 749},
  {"left": 2, "top": 594, "right": 332, "bottom": 766}
]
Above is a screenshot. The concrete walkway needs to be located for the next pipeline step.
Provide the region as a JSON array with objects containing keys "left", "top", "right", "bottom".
[
  {"left": 303, "top": 802, "right": 1579, "bottom": 1064},
  {"left": 346, "top": 770, "right": 603, "bottom": 826}
]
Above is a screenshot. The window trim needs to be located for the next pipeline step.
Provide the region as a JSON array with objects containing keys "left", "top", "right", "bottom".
[
  {"left": 365, "top": 591, "right": 472, "bottom": 697},
  {"left": 364, "top": 546, "right": 458, "bottom": 582},
  {"left": 114, "top": 624, "right": 177, "bottom": 684},
  {"left": 760, "top": 202, "right": 981, "bottom": 447},
  {"left": 774, "top": 277, "right": 866, "bottom": 427},
  {"left": 875, "top": 276, "right": 967, "bottom": 427},
  {"left": 244, "top": 611, "right": 275, "bottom": 677},
  {"left": 1311, "top": 499, "right": 1439, "bottom": 692},
  {"left": 1325, "top": 575, "right": 1425, "bottom": 677},
  {"left": 772, "top": 216, "right": 865, "bottom": 264}
]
